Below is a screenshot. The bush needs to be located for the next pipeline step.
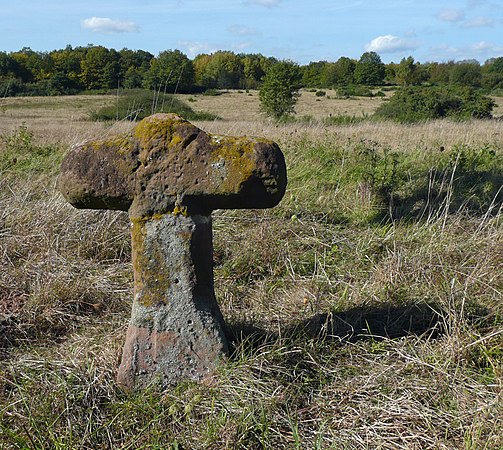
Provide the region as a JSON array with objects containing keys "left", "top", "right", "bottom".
[
  {"left": 259, "top": 61, "right": 301, "bottom": 120},
  {"left": 374, "top": 86, "right": 495, "bottom": 123},
  {"left": 0, "top": 77, "right": 26, "bottom": 96},
  {"left": 336, "top": 85, "right": 374, "bottom": 98},
  {"left": 203, "top": 88, "right": 222, "bottom": 96},
  {"left": 315, "top": 90, "right": 326, "bottom": 97},
  {"left": 89, "top": 89, "right": 220, "bottom": 122}
]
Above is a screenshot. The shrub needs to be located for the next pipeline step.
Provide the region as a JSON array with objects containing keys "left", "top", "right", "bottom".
[
  {"left": 203, "top": 88, "right": 222, "bottom": 96},
  {"left": 374, "top": 86, "right": 495, "bottom": 123},
  {"left": 89, "top": 89, "right": 219, "bottom": 122},
  {"left": 315, "top": 90, "right": 326, "bottom": 97},
  {"left": 259, "top": 61, "right": 301, "bottom": 120},
  {"left": 0, "top": 77, "right": 25, "bottom": 96}
]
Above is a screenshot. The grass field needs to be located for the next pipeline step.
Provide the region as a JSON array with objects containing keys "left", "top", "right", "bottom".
[{"left": 0, "top": 92, "right": 502, "bottom": 449}]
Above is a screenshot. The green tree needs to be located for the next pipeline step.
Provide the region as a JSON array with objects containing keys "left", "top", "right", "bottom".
[
  {"left": 8, "top": 48, "right": 37, "bottom": 82},
  {"left": 119, "top": 48, "right": 153, "bottom": 88},
  {"left": 259, "top": 60, "right": 301, "bottom": 120},
  {"left": 333, "top": 57, "right": 356, "bottom": 85},
  {"left": 9, "top": 48, "right": 54, "bottom": 82},
  {"left": 486, "top": 56, "right": 503, "bottom": 74},
  {"left": 302, "top": 61, "right": 327, "bottom": 87},
  {"left": 317, "top": 62, "right": 337, "bottom": 87},
  {"left": 481, "top": 57, "right": 503, "bottom": 90},
  {"left": 395, "top": 56, "right": 427, "bottom": 86},
  {"left": 354, "top": 51, "right": 385, "bottom": 85},
  {"left": 0, "top": 52, "right": 23, "bottom": 96},
  {"left": 426, "top": 61, "right": 454, "bottom": 84},
  {"left": 79, "top": 46, "right": 120, "bottom": 90},
  {"left": 316, "top": 57, "right": 356, "bottom": 87},
  {"left": 395, "top": 56, "right": 415, "bottom": 86},
  {"left": 241, "top": 53, "right": 272, "bottom": 89},
  {"left": 194, "top": 51, "right": 243, "bottom": 89},
  {"left": 0, "top": 52, "right": 18, "bottom": 78},
  {"left": 48, "top": 46, "right": 84, "bottom": 93},
  {"left": 50, "top": 46, "right": 82, "bottom": 79},
  {"left": 450, "top": 61, "right": 482, "bottom": 87},
  {"left": 143, "top": 50, "right": 194, "bottom": 93}
]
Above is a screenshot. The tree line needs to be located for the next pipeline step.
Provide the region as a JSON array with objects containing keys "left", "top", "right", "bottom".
[{"left": 1, "top": 45, "right": 503, "bottom": 97}]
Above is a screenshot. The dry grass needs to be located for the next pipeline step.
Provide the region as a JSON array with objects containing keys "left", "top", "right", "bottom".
[
  {"left": 176, "top": 89, "right": 388, "bottom": 122},
  {"left": 1, "top": 90, "right": 501, "bottom": 145},
  {"left": 0, "top": 95, "right": 131, "bottom": 146},
  {"left": 196, "top": 118, "right": 503, "bottom": 154},
  {"left": 0, "top": 94, "right": 502, "bottom": 449}
]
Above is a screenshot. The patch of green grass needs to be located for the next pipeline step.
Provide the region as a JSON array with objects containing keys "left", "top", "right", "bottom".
[
  {"left": 280, "top": 133, "right": 502, "bottom": 224},
  {"left": 322, "top": 114, "right": 368, "bottom": 126},
  {"left": 0, "top": 124, "right": 64, "bottom": 176}
]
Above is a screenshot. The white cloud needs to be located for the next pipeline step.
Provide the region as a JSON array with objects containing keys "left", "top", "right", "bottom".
[
  {"left": 467, "top": 0, "right": 487, "bottom": 8},
  {"left": 462, "top": 16, "right": 494, "bottom": 27},
  {"left": 436, "top": 8, "right": 466, "bottom": 22},
  {"left": 470, "top": 41, "right": 503, "bottom": 53},
  {"left": 429, "top": 41, "right": 503, "bottom": 61},
  {"left": 244, "top": 0, "right": 281, "bottom": 7},
  {"left": 231, "top": 42, "right": 252, "bottom": 51},
  {"left": 429, "top": 43, "right": 460, "bottom": 58},
  {"left": 177, "top": 40, "right": 218, "bottom": 57},
  {"left": 364, "top": 35, "right": 418, "bottom": 54},
  {"left": 81, "top": 17, "right": 138, "bottom": 34},
  {"left": 227, "top": 25, "right": 260, "bottom": 36}
]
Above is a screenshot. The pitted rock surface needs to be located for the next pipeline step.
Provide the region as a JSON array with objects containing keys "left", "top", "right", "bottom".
[
  {"left": 58, "top": 114, "right": 287, "bottom": 389},
  {"left": 59, "top": 113, "right": 286, "bottom": 217}
]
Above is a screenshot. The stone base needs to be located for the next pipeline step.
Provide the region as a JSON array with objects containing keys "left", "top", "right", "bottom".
[{"left": 117, "top": 213, "right": 229, "bottom": 389}]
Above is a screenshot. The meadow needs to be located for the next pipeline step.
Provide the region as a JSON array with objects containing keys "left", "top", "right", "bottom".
[{"left": 0, "top": 90, "right": 502, "bottom": 449}]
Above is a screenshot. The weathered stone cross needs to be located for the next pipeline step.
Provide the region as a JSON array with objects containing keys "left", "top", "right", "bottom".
[{"left": 58, "top": 113, "right": 287, "bottom": 389}]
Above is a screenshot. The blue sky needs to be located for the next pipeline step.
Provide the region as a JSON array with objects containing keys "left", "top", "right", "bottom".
[{"left": 1, "top": 0, "right": 502, "bottom": 64}]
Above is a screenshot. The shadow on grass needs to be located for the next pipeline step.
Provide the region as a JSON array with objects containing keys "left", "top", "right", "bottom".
[
  {"left": 226, "top": 302, "right": 489, "bottom": 355},
  {"left": 0, "top": 317, "right": 69, "bottom": 360},
  {"left": 375, "top": 148, "right": 503, "bottom": 224}
]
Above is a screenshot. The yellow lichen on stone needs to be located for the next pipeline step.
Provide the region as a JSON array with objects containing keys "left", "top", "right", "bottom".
[
  {"left": 131, "top": 216, "right": 171, "bottom": 307},
  {"left": 172, "top": 204, "right": 188, "bottom": 216},
  {"left": 169, "top": 133, "right": 184, "bottom": 148},
  {"left": 88, "top": 135, "right": 134, "bottom": 155},
  {"left": 210, "top": 136, "right": 257, "bottom": 193},
  {"left": 134, "top": 114, "right": 188, "bottom": 153}
]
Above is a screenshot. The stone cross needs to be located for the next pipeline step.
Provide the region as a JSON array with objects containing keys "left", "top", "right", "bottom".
[{"left": 58, "top": 113, "right": 287, "bottom": 389}]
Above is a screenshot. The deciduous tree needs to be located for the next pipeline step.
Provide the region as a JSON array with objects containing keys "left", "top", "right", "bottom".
[
  {"left": 143, "top": 50, "right": 194, "bottom": 93},
  {"left": 259, "top": 60, "right": 301, "bottom": 120},
  {"left": 354, "top": 51, "right": 385, "bottom": 85}
]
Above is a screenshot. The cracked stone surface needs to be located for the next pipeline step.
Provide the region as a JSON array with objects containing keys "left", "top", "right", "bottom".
[{"left": 58, "top": 113, "right": 287, "bottom": 389}]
